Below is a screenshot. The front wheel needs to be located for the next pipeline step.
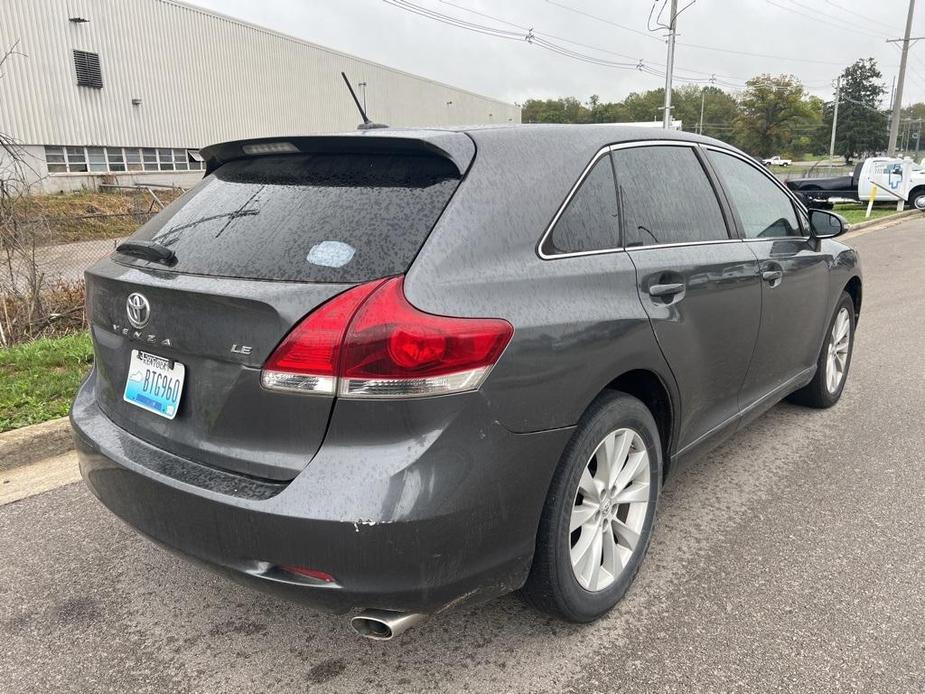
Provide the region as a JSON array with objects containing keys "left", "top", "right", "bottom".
[
  {"left": 789, "top": 292, "right": 855, "bottom": 408},
  {"left": 520, "top": 392, "right": 661, "bottom": 622}
]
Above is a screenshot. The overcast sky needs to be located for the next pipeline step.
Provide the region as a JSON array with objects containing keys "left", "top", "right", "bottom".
[{"left": 186, "top": 0, "right": 925, "bottom": 107}]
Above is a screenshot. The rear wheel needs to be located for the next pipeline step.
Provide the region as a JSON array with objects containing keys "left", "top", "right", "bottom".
[
  {"left": 521, "top": 392, "right": 661, "bottom": 622},
  {"left": 909, "top": 186, "right": 925, "bottom": 211},
  {"left": 789, "top": 292, "right": 855, "bottom": 408}
]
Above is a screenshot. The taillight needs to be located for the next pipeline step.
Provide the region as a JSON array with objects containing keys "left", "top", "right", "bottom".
[
  {"left": 261, "top": 277, "right": 513, "bottom": 399},
  {"left": 260, "top": 280, "right": 383, "bottom": 395}
]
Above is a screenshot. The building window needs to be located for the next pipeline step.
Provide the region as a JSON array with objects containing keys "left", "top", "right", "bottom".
[
  {"left": 86, "top": 147, "right": 107, "bottom": 172},
  {"left": 172, "top": 148, "right": 188, "bottom": 171},
  {"left": 125, "top": 148, "right": 143, "bottom": 171},
  {"left": 73, "top": 50, "right": 103, "bottom": 89},
  {"left": 106, "top": 147, "right": 125, "bottom": 172},
  {"left": 142, "top": 148, "right": 158, "bottom": 171},
  {"left": 44, "top": 146, "right": 67, "bottom": 173},
  {"left": 65, "top": 146, "right": 88, "bottom": 172},
  {"left": 157, "top": 149, "right": 174, "bottom": 171},
  {"left": 44, "top": 145, "right": 205, "bottom": 174}
]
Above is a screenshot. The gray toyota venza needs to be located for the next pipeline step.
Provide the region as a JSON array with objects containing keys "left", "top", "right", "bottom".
[{"left": 72, "top": 125, "right": 861, "bottom": 639}]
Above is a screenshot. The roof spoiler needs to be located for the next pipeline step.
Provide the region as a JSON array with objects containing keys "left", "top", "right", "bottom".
[{"left": 200, "top": 132, "right": 475, "bottom": 177}]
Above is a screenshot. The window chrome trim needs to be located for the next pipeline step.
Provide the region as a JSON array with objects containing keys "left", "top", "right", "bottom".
[
  {"left": 537, "top": 139, "right": 725, "bottom": 260},
  {"left": 701, "top": 144, "right": 812, "bottom": 240},
  {"left": 625, "top": 238, "right": 743, "bottom": 251},
  {"left": 536, "top": 145, "right": 619, "bottom": 260}
]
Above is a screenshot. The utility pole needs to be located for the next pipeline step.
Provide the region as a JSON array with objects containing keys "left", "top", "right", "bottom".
[
  {"left": 829, "top": 77, "right": 841, "bottom": 165},
  {"left": 662, "top": 0, "right": 679, "bottom": 129},
  {"left": 698, "top": 88, "right": 706, "bottom": 135},
  {"left": 697, "top": 75, "right": 716, "bottom": 135},
  {"left": 887, "top": 0, "right": 918, "bottom": 155}
]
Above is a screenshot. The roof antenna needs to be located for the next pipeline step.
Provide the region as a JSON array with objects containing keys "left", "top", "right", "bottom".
[{"left": 341, "top": 72, "right": 388, "bottom": 130}]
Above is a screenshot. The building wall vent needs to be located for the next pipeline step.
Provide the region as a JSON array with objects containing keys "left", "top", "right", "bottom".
[{"left": 73, "top": 50, "right": 102, "bottom": 88}]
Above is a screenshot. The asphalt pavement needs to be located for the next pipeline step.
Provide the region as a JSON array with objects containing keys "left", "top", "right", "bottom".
[{"left": 1, "top": 217, "right": 923, "bottom": 693}]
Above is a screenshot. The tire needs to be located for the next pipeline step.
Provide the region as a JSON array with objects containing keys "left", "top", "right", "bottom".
[
  {"left": 788, "top": 292, "right": 855, "bottom": 408},
  {"left": 909, "top": 187, "right": 925, "bottom": 211},
  {"left": 520, "top": 391, "right": 662, "bottom": 622}
]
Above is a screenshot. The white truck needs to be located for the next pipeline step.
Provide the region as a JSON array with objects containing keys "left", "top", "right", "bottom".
[
  {"left": 786, "top": 157, "right": 925, "bottom": 209},
  {"left": 762, "top": 155, "right": 792, "bottom": 167}
]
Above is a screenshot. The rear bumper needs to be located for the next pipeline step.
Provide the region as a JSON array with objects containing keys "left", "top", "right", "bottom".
[{"left": 71, "top": 371, "right": 573, "bottom": 614}]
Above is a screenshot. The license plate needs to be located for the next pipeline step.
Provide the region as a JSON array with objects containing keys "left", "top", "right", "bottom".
[{"left": 123, "top": 350, "right": 185, "bottom": 420}]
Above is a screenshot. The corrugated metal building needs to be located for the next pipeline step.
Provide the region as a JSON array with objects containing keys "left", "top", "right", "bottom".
[{"left": 0, "top": 0, "right": 521, "bottom": 192}]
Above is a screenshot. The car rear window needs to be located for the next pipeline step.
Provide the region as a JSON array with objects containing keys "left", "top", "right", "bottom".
[{"left": 115, "top": 153, "right": 461, "bottom": 282}]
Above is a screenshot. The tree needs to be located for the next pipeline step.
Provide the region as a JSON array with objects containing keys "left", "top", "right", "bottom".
[
  {"left": 586, "top": 94, "right": 628, "bottom": 123},
  {"left": 733, "top": 74, "right": 812, "bottom": 156},
  {"left": 622, "top": 89, "right": 666, "bottom": 123},
  {"left": 670, "top": 85, "right": 740, "bottom": 142},
  {"left": 826, "top": 58, "right": 887, "bottom": 162},
  {"left": 0, "top": 40, "right": 59, "bottom": 345},
  {"left": 521, "top": 97, "right": 590, "bottom": 123}
]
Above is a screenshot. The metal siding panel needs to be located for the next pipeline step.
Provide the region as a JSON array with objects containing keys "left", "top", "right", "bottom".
[{"left": 0, "top": 0, "right": 521, "bottom": 149}]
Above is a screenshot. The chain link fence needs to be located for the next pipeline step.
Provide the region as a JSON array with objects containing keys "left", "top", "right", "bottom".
[{"left": 1, "top": 187, "right": 180, "bottom": 345}]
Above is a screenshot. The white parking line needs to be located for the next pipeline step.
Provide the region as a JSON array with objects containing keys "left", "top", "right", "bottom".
[{"left": 0, "top": 452, "right": 80, "bottom": 506}]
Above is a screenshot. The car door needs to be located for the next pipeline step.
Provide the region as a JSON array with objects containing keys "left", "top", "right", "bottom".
[
  {"left": 612, "top": 142, "right": 762, "bottom": 453},
  {"left": 704, "top": 147, "right": 831, "bottom": 410}
]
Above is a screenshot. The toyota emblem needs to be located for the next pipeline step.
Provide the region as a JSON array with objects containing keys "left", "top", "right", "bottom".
[{"left": 126, "top": 292, "right": 151, "bottom": 329}]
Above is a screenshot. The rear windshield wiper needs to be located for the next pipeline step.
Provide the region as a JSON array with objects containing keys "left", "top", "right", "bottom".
[{"left": 115, "top": 240, "right": 176, "bottom": 264}]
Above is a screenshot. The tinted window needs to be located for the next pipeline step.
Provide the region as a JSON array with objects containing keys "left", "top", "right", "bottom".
[
  {"left": 116, "top": 153, "right": 460, "bottom": 282},
  {"left": 611, "top": 146, "right": 728, "bottom": 247},
  {"left": 708, "top": 150, "right": 802, "bottom": 238},
  {"left": 543, "top": 154, "right": 620, "bottom": 255}
]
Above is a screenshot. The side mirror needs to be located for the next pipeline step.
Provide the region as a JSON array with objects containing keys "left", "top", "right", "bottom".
[{"left": 808, "top": 209, "right": 847, "bottom": 239}]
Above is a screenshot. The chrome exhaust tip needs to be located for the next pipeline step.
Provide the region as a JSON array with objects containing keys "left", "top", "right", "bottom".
[{"left": 350, "top": 610, "right": 427, "bottom": 640}]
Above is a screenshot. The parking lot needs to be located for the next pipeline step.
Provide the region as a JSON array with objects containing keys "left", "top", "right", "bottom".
[{"left": 1, "top": 217, "right": 923, "bottom": 694}]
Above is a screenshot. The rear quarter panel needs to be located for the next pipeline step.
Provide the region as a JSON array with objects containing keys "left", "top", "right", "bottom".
[{"left": 404, "top": 129, "right": 678, "bottom": 437}]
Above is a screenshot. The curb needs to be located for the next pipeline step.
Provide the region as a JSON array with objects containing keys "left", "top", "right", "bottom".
[
  {"left": 0, "top": 417, "right": 72, "bottom": 473},
  {"left": 844, "top": 209, "right": 919, "bottom": 236}
]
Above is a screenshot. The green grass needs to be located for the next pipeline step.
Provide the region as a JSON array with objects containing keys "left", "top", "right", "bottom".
[
  {"left": 0, "top": 332, "right": 94, "bottom": 433},
  {"left": 832, "top": 203, "right": 906, "bottom": 225}
]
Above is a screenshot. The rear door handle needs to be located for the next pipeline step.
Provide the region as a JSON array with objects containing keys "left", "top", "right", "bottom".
[
  {"left": 761, "top": 270, "right": 783, "bottom": 283},
  {"left": 649, "top": 282, "right": 685, "bottom": 297}
]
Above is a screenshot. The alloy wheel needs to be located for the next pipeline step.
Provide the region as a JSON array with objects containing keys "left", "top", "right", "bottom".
[
  {"left": 569, "top": 428, "right": 650, "bottom": 592},
  {"left": 826, "top": 307, "right": 851, "bottom": 393}
]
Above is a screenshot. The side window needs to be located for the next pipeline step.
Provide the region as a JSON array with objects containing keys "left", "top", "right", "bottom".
[
  {"left": 543, "top": 154, "right": 620, "bottom": 255},
  {"left": 707, "top": 150, "right": 802, "bottom": 238},
  {"left": 611, "top": 146, "right": 728, "bottom": 247}
]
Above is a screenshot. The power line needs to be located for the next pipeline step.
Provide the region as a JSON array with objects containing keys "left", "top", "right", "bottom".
[
  {"left": 391, "top": 0, "right": 769, "bottom": 89},
  {"left": 438, "top": 0, "right": 655, "bottom": 65},
  {"left": 383, "top": 0, "right": 639, "bottom": 69},
  {"left": 764, "top": 0, "right": 892, "bottom": 40},
  {"left": 822, "top": 0, "right": 903, "bottom": 32},
  {"left": 547, "top": 0, "right": 852, "bottom": 65},
  {"left": 438, "top": 0, "right": 835, "bottom": 90},
  {"left": 386, "top": 0, "right": 841, "bottom": 103},
  {"left": 544, "top": 0, "right": 664, "bottom": 42}
]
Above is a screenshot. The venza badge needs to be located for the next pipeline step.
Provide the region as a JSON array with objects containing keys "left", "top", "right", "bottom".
[{"left": 126, "top": 293, "right": 151, "bottom": 329}]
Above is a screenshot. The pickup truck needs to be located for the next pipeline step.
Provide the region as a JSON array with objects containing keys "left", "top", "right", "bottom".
[
  {"left": 786, "top": 157, "right": 925, "bottom": 209},
  {"left": 763, "top": 156, "right": 792, "bottom": 167}
]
